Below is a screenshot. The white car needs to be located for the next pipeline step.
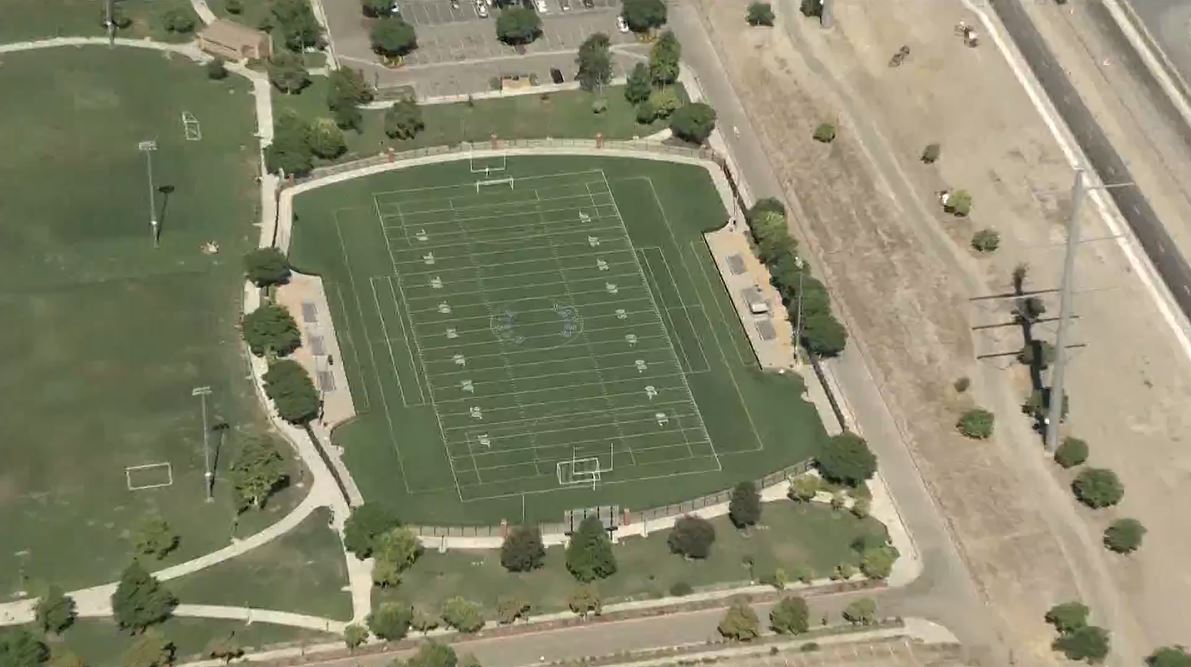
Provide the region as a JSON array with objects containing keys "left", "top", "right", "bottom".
[
  {"left": 476, "top": 1, "right": 489, "bottom": 17},
  {"left": 616, "top": 14, "right": 629, "bottom": 32},
  {"left": 389, "top": 1, "right": 401, "bottom": 14},
  {"left": 535, "top": 0, "right": 549, "bottom": 12}
]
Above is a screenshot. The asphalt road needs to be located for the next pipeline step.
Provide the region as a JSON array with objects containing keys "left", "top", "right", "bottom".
[
  {"left": 1125, "top": 0, "right": 1191, "bottom": 94},
  {"left": 988, "top": 0, "right": 1191, "bottom": 316}
]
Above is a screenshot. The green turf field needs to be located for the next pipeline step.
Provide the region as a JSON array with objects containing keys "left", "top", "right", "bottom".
[
  {"left": 0, "top": 0, "right": 200, "bottom": 43},
  {"left": 0, "top": 47, "right": 302, "bottom": 592},
  {"left": 289, "top": 156, "right": 828, "bottom": 524}
]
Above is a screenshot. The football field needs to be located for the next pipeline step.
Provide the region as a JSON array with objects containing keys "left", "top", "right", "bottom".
[{"left": 291, "top": 156, "right": 827, "bottom": 523}]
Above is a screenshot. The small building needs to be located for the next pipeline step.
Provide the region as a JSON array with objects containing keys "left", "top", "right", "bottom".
[{"left": 197, "top": 19, "right": 272, "bottom": 61}]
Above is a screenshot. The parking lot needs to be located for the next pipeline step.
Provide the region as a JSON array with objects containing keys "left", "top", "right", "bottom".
[{"left": 324, "top": 0, "right": 641, "bottom": 95}]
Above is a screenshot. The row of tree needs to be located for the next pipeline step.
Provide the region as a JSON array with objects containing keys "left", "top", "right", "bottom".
[
  {"left": 716, "top": 595, "right": 879, "bottom": 641},
  {"left": 746, "top": 199, "right": 848, "bottom": 356}
]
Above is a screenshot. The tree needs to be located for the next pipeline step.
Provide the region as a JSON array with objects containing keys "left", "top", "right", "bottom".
[
  {"left": 728, "top": 480, "right": 761, "bottom": 528},
  {"left": 133, "top": 518, "right": 178, "bottom": 560},
  {"left": 832, "top": 562, "right": 856, "bottom": 580},
  {"left": 1045, "top": 601, "right": 1089, "bottom": 634},
  {"left": 957, "top": 408, "right": 994, "bottom": 439},
  {"left": 243, "top": 248, "right": 290, "bottom": 288},
  {"left": 567, "top": 584, "right": 602, "bottom": 618},
  {"left": 362, "top": 0, "right": 393, "bottom": 17},
  {"left": 228, "top": 436, "right": 288, "bottom": 512},
  {"left": 860, "top": 546, "right": 898, "bottom": 580},
  {"left": 496, "top": 596, "right": 530, "bottom": 624},
  {"left": 206, "top": 57, "right": 228, "bottom": 80},
  {"left": 971, "top": 228, "right": 1000, "bottom": 253},
  {"left": 1103, "top": 518, "right": 1145, "bottom": 554},
  {"left": 1018, "top": 340, "right": 1056, "bottom": 369},
  {"left": 667, "top": 515, "right": 716, "bottom": 559},
  {"left": 205, "top": 634, "right": 242, "bottom": 664},
  {"left": 1148, "top": 647, "right": 1191, "bottom": 667},
  {"left": 367, "top": 601, "right": 412, "bottom": 641},
  {"left": 0, "top": 629, "right": 48, "bottom": 666},
  {"left": 163, "top": 8, "right": 196, "bottom": 32},
  {"left": 384, "top": 99, "right": 424, "bottom": 140},
  {"left": 411, "top": 608, "right": 440, "bottom": 635},
  {"left": 813, "top": 122, "right": 836, "bottom": 143},
  {"left": 635, "top": 100, "right": 657, "bottom": 124},
  {"left": 120, "top": 630, "right": 173, "bottom": 667},
  {"left": 267, "top": 50, "right": 310, "bottom": 94},
  {"left": 802, "top": 311, "right": 848, "bottom": 357},
  {"left": 647, "top": 87, "right": 682, "bottom": 118},
  {"left": 788, "top": 474, "right": 819, "bottom": 502},
  {"left": 344, "top": 503, "right": 402, "bottom": 558},
  {"left": 48, "top": 651, "right": 86, "bottom": 667},
  {"left": 576, "top": 33, "right": 612, "bottom": 91},
  {"left": 816, "top": 432, "right": 877, "bottom": 486},
  {"left": 111, "top": 561, "right": 177, "bottom": 632},
  {"left": 843, "top": 598, "right": 877, "bottom": 625},
  {"left": 496, "top": 7, "right": 542, "bottom": 45},
  {"left": 35, "top": 586, "right": 76, "bottom": 635},
  {"left": 371, "top": 17, "right": 418, "bottom": 58},
  {"left": 500, "top": 525, "right": 545, "bottom": 572},
  {"left": 717, "top": 599, "right": 760, "bottom": 641},
  {"left": 1055, "top": 437, "right": 1089, "bottom": 468},
  {"left": 769, "top": 596, "right": 809, "bottom": 634},
  {"left": 242, "top": 303, "right": 301, "bottom": 358},
  {"left": 566, "top": 515, "right": 617, "bottom": 581},
  {"left": 944, "top": 189, "right": 973, "bottom": 216},
  {"left": 441, "top": 597, "right": 485, "bottom": 633},
  {"left": 264, "top": 133, "right": 313, "bottom": 176},
  {"left": 851, "top": 497, "right": 871, "bottom": 519},
  {"left": 625, "top": 63, "right": 652, "bottom": 104},
  {"left": 670, "top": 102, "right": 717, "bottom": 144},
  {"left": 407, "top": 642, "right": 458, "bottom": 667},
  {"left": 623, "top": 0, "right": 667, "bottom": 32},
  {"left": 327, "top": 68, "right": 373, "bottom": 130},
  {"left": 648, "top": 31, "right": 681, "bottom": 85},
  {"left": 225, "top": 0, "right": 243, "bottom": 14},
  {"left": 1072, "top": 468, "right": 1124, "bottom": 508},
  {"left": 371, "top": 527, "right": 421, "bottom": 587},
  {"left": 746, "top": 2, "right": 775, "bottom": 25},
  {"left": 1053, "top": 625, "right": 1110, "bottom": 663},
  {"left": 921, "top": 142, "right": 941, "bottom": 163},
  {"left": 306, "top": 117, "right": 346, "bottom": 159},
  {"left": 263, "top": 360, "right": 321, "bottom": 424},
  {"left": 271, "top": 0, "right": 322, "bottom": 50},
  {"left": 343, "top": 624, "right": 368, "bottom": 651}
]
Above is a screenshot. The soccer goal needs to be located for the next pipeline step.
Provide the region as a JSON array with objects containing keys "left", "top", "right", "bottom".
[
  {"left": 469, "top": 153, "right": 507, "bottom": 176},
  {"left": 126, "top": 462, "right": 174, "bottom": 491},
  {"left": 181, "top": 111, "right": 202, "bottom": 141},
  {"left": 556, "top": 445, "right": 614, "bottom": 489},
  {"left": 475, "top": 177, "right": 514, "bottom": 193}
]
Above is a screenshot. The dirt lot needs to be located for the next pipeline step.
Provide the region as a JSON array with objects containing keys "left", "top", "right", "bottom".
[
  {"left": 721, "top": 638, "right": 966, "bottom": 667},
  {"left": 694, "top": 0, "right": 1191, "bottom": 662}
]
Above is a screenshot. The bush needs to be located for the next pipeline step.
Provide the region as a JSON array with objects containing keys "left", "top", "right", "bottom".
[
  {"left": 635, "top": 100, "right": 657, "bottom": 124},
  {"left": 812, "top": 122, "right": 836, "bottom": 143},
  {"left": 921, "top": 143, "right": 941, "bottom": 164},
  {"left": 831, "top": 562, "right": 856, "bottom": 580},
  {"left": 267, "top": 51, "right": 310, "bottom": 94},
  {"left": 501, "top": 525, "right": 545, "bottom": 572},
  {"left": 225, "top": 0, "right": 243, "bottom": 13},
  {"left": 243, "top": 248, "right": 290, "bottom": 287},
  {"left": 566, "top": 515, "right": 617, "bottom": 582},
  {"left": 1045, "top": 601, "right": 1089, "bottom": 634},
  {"left": 206, "top": 58, "right": 228, "bottom": 80},
  {"left": 957, "top": 408, "right": 994, "bottom": 439},
  {"left": 669, "top": 102, "right": 718, "bottom": 145},
  {"left": 746, "top": 2, "right": 775, "bottom": 25},
  {"left": 953, "top": 376, "right": 970, "bottom": 393},
  {"left": 788, "top": 474, "right": 819, "bottom": 502},
  {"left": 971, "top": 228, "right": 1000, "bottom": 253},
  {"left": 35, "top": 586, "right": 76, "bottom": 635},
  {"left": 242, "top": 303, "right": 301, "bottom": 357},
  {"left": 384, "top": 99, "right": 424, "bottom": 140},
  {"left": 1018, "top": 340, "right": 1056, "bottom": 369},
  {"left": 816, "top": 432, "right": 877, "bottom": 486},
  {"left": 668, "top": 515, "right": 716, "bottom": 559},
  {"left": 802, "top": 310, "right": 848, "bottom": 357},
  {"left": 769, "top": 596, "right": 809, "bottom": 634},
  {"left": 591, "top": 98, "right": 608, "bottom": 114},
  {"left": 860, "top": 546, "right": 899, "bottom": 580},
  {"left": 1072, "top": 468, "right": 1124, "bottom": 508},
  {"left": 728, "top": 481, "right": 761, "bottom": 528},
  {"left": 717, "top": 599, "right": 760, "bottom": 641},
  {"left": 343, "top": 503, "right": 401, "bottom": 558},
  {"left": 164, "top": 8, "right": 196, "bottom": 32},
  {"left": 625, "top": 63, "right": 652, "bottom": 104},
  {"left": 1147, "top": 647, "right": 1191, "bottom": 667},
  {"left": 496, "top": 596, "right": 530, "bottom": 624},
  {"left": 367, "top": 601, "right": 412, "bottom": 641},
  {"left": 1053, "top": 625, "right": 1110, "bottom": 663},
  {"left": 944, "top": 189, "right": 972, "bottom": 216},
  {"left": 669, "top": 581, "right": 693, "bottom": 596},
  {"left": 799, "top": 0, "right": 822, "bottom": 17},
  {"left": 1023, "top": 387, "right": 1068, "bottom": 423},
  {"left": 1103, "top": 518, "right": 1145, "bottom": 554},
  {"left": 851, "top": 497, "right": 871, "bottom": 519},
  {"left": 262, "top": 360, "right": 320, "bottom": 424},
  {"left": 842, "top": 598, "right": 876, "bottom": 625},
  {"left": 1054, "top": 437, "right": 1089, "bottom": 468},
  {"left": 648, "top": 87, "right": 682, "bottom": 119},
  {"left": 307, "top": 118, "right": 346, "bottom": 160},
  {"left": 442, "top": 597, "right": 485, "bottom": 633},
  {"left": 343, "top": 624, "right": 367, "bottom": 651},
  {"left": 567, "top": 584, "right": 602, "bottom": 618},
  {"left": 371, "top": 527, "right": 421, "bottom": 587}
]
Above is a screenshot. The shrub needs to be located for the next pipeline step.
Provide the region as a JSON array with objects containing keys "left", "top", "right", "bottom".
[
  {"left": 496, "top": 596, "right": 530, "bottom": 624},
  {"left": 746, "top": 2, "right": 775, "bottom": 26},
  {"left": 501, "top": 525, "right": 545, "bottom": 572},
  {"left": 206, "top": 58, "right": 228, "bottom": 80},
  {"left": 1103, "top": 518, "right": 1145, "bottom": 554},
  {"left": 384, "top": 99, "right": 424, "bottom": 140},
  {"left": 635, "top": 100, "right": 657, "bottom": 124},
  {"left": 669, "top": 102, "right": 718, "bottom": 144},
  {"left": 831, "top": 562, "right": 856, "bottom": 580},
  {"left": 851, "top": 497, "right": 871, "bottom": 519},
  {"left": 842, "top": 598, "right": 876, "bottom": 625},
  {"left": 225, "top": 0, "right": 243, "bottom": 13},
  {"left": 242, "top": 303, "right": 301, "bottom": 357},
  {"left": 728, "top": 481, "right": 761, "bottom": 528},
  {"left": 953, "top": 376, "right": 970, "bottom": 393},
  {"left": 788, "top": 474, "right": 819, "bottom": 502},
  {"left": 669, "top": 581, "right": 693, "bottom": 597},
  {"left": 668, "top": 515, "right": 716, "bottom": 559},
  {"left": 35, "top": 586, "right": 76, "bottom": 635},
  {"left": 1054, "top": 437, "right": 1089, "bottom": 468},
  {"left": 1072, "top": 468, "right": 1124, "bottom": 508},
  {"left": 243, "top": 247, "right": 290, "bottom": 287},
  {"left": 367, "top": 601, "right": 412, "bottom": 641},
  {"left": 717, "top": 599, "right": 760, "bottom": 641},
  {"left": 957, "top": 408, "right": 994, "bottom": 439},
  {"left": 812, "top": 122, "right": 836, "bottom": 143},
  {"left": 769, "top": 596, "right": 809, "bottom": 634},
  {"left": 1053, "top": 625, "right": 1110, "bottom": 663},
  {"left": 1018, "top": 340, "right": 1056, "bottom": 369},
  {"left": 591, "top": 98, "right": 608, "bottom": 114},
  {"left": 1147, "top": 646, "right": 1191, "bottom": 667},
  {"left": 648, "top": 87, "right": 682, "bottom": 119},
  {"left": 267, "top": 51, "right": 310, "bottom": 94},
  {"left": 921, "top": 143, "right": 941, "bottom": 163},
  {"left": 1023, "top": 387, "right": 1068, "bottom": 422},
  {"left": 441, "top": 597, "right": 484, "bottom": 633},
  {"left": 971, "top": 228, "right": 1000, "bottom": 253},
  {"left": 133, "top": 518, "right": 178, "bottom": 560},
  {"left": 566, "top": 515, "right": 617, "bottom": 582},
  {"left": 816, "top": 432, "right": 877, "bottom": 486},
  {"left": 343, "top": 503, "right": 401, "bottom": 558},
  {"left": 1045, "top": 601, "right": 1089, "bottom": 634},
  {"left": 567, "top": 584, "right": 602, "bottom": 618},
  {"left": 799, "top": 0, "right": 821, "bottom": 17},
  {"left": 343, "top": 624, "right": 367, "bottom": 651},
  {"left": 164, "top": 8, "right": 196, "bottom": 32},
  {"left": 371, "top": 527, "right": 421, "bottom": 587},
  {"left": 860, "top": 546, "right": 899, "bottom": 580},
  {"left": 944, "top": 189, "right": 972, "bottom": 216}
]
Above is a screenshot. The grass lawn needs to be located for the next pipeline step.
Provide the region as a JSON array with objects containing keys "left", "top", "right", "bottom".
[
  {"left": 0, "top": 46, "right": 304, "bottom": 594},
  {"left": 289, "top": 156, "right": 828, "bottom": 524},
  {"left": 274, "top": 81, "right": 682, "bottom": 165},
  {"left": 43, "top": 617, "right": 336, "bottom": 665},
  {"left": 0, "top": 0, "right": 201, "bottom": 43},
  {"left": 211, "top": 0, "right": 274, "bottom": 30},
  {"left": 170, "top": 508, "right": 353, "bottom": 620},
  {"left": 377, "top": 500, "right": 886, "bottom": 615}
]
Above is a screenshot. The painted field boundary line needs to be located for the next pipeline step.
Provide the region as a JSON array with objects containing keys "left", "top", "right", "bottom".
[
  {"left": 455, "top": 455, "right": 724, "bottom": 503},
  {"left": 460, "top": 432, "right": 714, "bottom": 476},
  {"left": 687, "top": 239, "right": 754, "bottom": 369},
  {"left": 638, "top": 245, "right": 713, "bottom": 374},
  {"left": 393, "top": 241, "right": 639, "bottom": 279},
  {"left": 439, "top": 404, "right": 706, "bottom": 449},
  {"left": 382, "top": 187, "right": 602, "bottom": 220},
  {"left": 454, "top": 426, "right": 709, "bottom": 466},
  {"left": 330, "top": 280, "right": 371, "bottom": 412},
  {"left": 426, "top": 342, "right": 674, "bottom": 380},
  {"left": 380, "top": 201, "right": 620, "bottom": 234},
  {"left": 412, "top": 303, "right": 664, "bottom": 337},
  {"left": 385, "top": 223, "right": 626, "bottom": 261},
  {"left": 424, "top": 357, "right": 683, "bottom": 394},
  {"left": 368, "top": 168, "right": 605, "bottom": 199}
]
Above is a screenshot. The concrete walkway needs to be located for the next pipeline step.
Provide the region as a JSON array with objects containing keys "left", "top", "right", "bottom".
[{"left": 190, "top": 0, "right": 217, "bottom": 25}]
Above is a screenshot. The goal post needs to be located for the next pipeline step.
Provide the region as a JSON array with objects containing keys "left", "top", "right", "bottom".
[
  {"left": 556, "top": 444, "right": 615, "bottom": 489},
  {"left": 475, "top": 177, "right": 514, "bottom": 193},
  {"left": 469, "top": 153, "right": 507, "bottom": 175}
]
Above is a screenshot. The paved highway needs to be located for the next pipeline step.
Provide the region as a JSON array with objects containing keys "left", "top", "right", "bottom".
[
  {"left": 988, "top": 0, "right": 1191, "bottom": 316},
  {"left": 1125, "top": 0, "right": 1191, "bottom": 94}
]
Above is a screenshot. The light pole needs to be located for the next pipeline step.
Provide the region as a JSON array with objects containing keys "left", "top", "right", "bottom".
[
  {"left": 793, "top": 256, "right": 805, "bottom": 357},
  {"left": 138, "top": 140, "right": 159, "bottom": 248},
  {"left": 192, "top": 386, "right": 214, "bottom": 502}
]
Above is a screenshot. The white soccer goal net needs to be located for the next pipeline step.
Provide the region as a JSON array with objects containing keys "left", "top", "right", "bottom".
[
  {"left": 469, "top": 153, "right": 507, "bottom": 175},
  {"left": 475, "top": 177, "right": 514, "bottom": 193},
  {"left": 556, "top": 445, "right": 615, "bottom": 489}
]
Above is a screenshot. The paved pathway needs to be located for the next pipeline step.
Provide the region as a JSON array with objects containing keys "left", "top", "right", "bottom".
[{"left": 190, "top": 0, "right": 217, "bottom": 25}]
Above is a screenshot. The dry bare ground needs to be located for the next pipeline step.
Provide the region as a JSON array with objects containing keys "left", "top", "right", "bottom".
[{"left": 693, "top": 0, "right": 1191, "bottom": 662}]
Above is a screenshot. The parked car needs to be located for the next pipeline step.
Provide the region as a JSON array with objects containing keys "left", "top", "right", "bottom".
[
  {"left": 560, "top": 0, "right": 571, "bottom": 10},
  {"left": 582, "top": 0, "right": 594, "bottom": 6},
  {"left": 476, "top": 1, "right": 489, "bottom": 16},
  {"left": 450, "top": 0, "right": 460, "bottom": 9},
  {"left": 535, "top": 0, "right": 549, "bottom": 12},
  {"left": 616, "top": 14, "right": 629, "bottom": 32},
  {"left": 550, "top": 67, "right": 565, "bottom": 84},
  {"left": 389, "top": 1, "right": 401, "bottom": 14}
]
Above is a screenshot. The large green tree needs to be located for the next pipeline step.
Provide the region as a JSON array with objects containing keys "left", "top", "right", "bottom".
[
  {"left": 243, "top": 248, "right": 291, "bottom": 287},
  {"left": 496, "top": 7, "right": 542, "bottom": 45},
  {"left": 263, "top": 360, "right": 321, "bottom": 424},
  {"left": 371, "top": 527, "right": 421, "bottom": 587},
  {"left": 669, "top": 102, "right": 717, "bottom": 144},
  {"left": 667, "top": 515, "right": 716, "bottom": 559},
  {"left": 242, "top": 303, "right": 301, "bottom": 357},
  {"left": 728, "top": 480, "right": 761, "bottom": 528},
  {"left": 265, "top": 113, "right": 314, "bottom": 177},
  {"left": 343, "top": 503, "right": 402, "bottom": 558},
  {"left": 111, "top": 561, "right": 177, "bottom": 633},
  {"left": 625, "top": 62, "right": 652, "bottom": 104},
  {"left": 441, "top": 597, "right": 485, "bottom": 633},
  {"left": 327, "top": 68, "right": 373, "bottom": 130},
  {"left": 648, "top": 31, "right": 681, "bottom": 85},
  {"left": 367, "top": 601, "right": 412, "bottom": 641},
  {"left": 717, "top": 599, "right": 760, "bottom": 641},
  {"left": 231, "top": 436, "right": 289, "bottom": 511},
  {"left": 1053, "top": 625, "right": 1110, "bottom": 663},
  {"left": 1148, "top": 647, "right": 1191, "bottom": 667},
  {"left": 35, "top": 586, "right": 77, "bottom": 635},
  {"left": 384, "top": 99, "right": 424, "bottom": 140},
  {"left": 267, "top": 50, "right": 310, "bottom": 94},
  {"left": 0, "top": 629, "right": 48, "bottom": 666},
  {"left": 371, "top": 17, "right": 418, "bottom": 58},
  {"left": 576, "top": 33, "right": 612, "bottom": 92},
  {"left": 271, "top": 0, "right": 322, "bottom": 50},
  {"left": 565, "top": 515, "right": 617, "bottom": 582},
  {"left": 1045, "top": 601, "right": 1089, "bottom": 635},
  {"left": 816, "top": 432, "right": 877, "bottom": 486},
  {"left": 843, "top": 598, "right": 877, "bottom": 625},
  {"left": 769, "top": 596, "right": 809, "bottom": 634},
  {"left": 501, "top": 525, "right": 545, "bottom": 572},
  {"left": 623, "top": 0, "right": 667, "bottom": 32}
]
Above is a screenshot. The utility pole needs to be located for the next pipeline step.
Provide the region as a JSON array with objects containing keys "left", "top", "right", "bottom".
[
  {"left": 192, "top": 386, "right": 214, "bottom": 502},
  {"left": 793, "top": 256, "right": 805, "bottom": 356},
  {"left": 138, "top": 140, "right": 159, "bottom": 248}
]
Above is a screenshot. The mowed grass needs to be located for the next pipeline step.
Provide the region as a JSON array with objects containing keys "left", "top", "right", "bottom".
[
  {"left": 41, "top": 617, "right": 336, "bottom": 666},
  {"left": 289, "top": 156, "right": 828, "bottom": 525},
  {"left": 0, "top": 0, "right": 200, "bottom": 43},
  {"left": 376, "top": 500, "right": 886, "bottom": 615},
  {"left": 274, "top": 80, "right": 681, "bottom": 165},
  {"left": 0, "top": 47, "right": 303, "bottom": 593},
  {"left": 170, "top": 508, "right": 353, "bottom": 620}
]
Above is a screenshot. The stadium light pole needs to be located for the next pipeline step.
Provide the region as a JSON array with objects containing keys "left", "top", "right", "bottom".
[
  {"left": 138, "top": 140, "right": 159, "bottom": 248},
  {"left": 192, "top": 386, "right": 214, "bottom": 502}
]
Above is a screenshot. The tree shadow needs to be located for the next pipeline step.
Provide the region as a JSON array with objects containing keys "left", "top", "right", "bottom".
[
  {"left": 1012, "top": 265, "right": 1058, "bottom": 435},
  {"left": 156, "top": 185, "right": 175, "bottom": 240}
]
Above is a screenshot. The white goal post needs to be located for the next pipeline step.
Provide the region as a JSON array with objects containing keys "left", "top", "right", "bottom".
[
  {"left": 556, "top": 444, "right": 615, "bottom": 489},
  {"left": 469, "top": 153, "right": 507, "bottom": 175},
  {"left": 475, "top": 177, "right": 515, "bottom": 193}
]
